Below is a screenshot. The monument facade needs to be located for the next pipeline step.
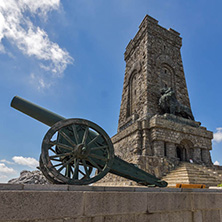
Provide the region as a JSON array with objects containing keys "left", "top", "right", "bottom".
[{"left": 98, "top": 15, "right": 213, "bottom": 185}]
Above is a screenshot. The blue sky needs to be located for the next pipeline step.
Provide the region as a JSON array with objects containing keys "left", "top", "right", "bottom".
[{"left": 0, "top": 0, "right": 222, "bottom": 182}]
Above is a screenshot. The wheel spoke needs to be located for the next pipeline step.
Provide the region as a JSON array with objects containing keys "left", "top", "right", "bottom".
[
  {"left": 65, "top": 165, "right": 71, "bottom": 178},
  {"left": 57, "top": 165, "right": 65, "bottom": 172},
  {"left": 87, "top": 134, "right": 101, "bottom": 147},
  {"left": 79, "top": 169, "right": 86, "bottom": 176},
  {"left": 49, "top": 147, "right": 57, "bottom": 154},
  {"left": 70, "top": 165, "right": 74, "bottom": 174},
  {"left": 59, "top": 130, "right": 77, "bottom": 147},
  {"left": 50, "top": 157, "right": 62, "bottom": 162},
  {"left": 88, "top": 157, "right": 102, "bottom": 172},
  {"left": 49, "top": 141, "right": 74, "bottom": 151},
  {"left": 82, "top": 127, "right": 89, "bottom": 144},
  {"left": 90, "top": 145, "right": 108, "bottom": 151},
  {"left": 49, "top": 142, "right": 63, "bottom": 154},
  {"left": 82, "top": 159, "right": 90, "bottom": 178},
  {"left": 89, "top": 153, "right": 108, "bottom": 161},
  {"left": 53, "top": 162, "right": 64, "bottom": 168},
  {"left": 72, "top": 124, "right": 79, "bottom": 144},
  {"left": 73, "top": 159, "right": 80, "bottom": 179},
  {"left": 49, "top": 152, "right": 72, "bottom": 159},
  {"left": 65, "top": 166, "right": 68, "bottom": 177}
]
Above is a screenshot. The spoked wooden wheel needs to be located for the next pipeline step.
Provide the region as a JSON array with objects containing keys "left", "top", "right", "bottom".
[{"left": 40, "top": 118, "right": 114, "bottom": 185}]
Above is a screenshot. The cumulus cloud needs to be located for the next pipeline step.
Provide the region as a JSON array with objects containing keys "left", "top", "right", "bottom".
[
  {"left": 0, "top": 175, "right": 7, "bottom": 180},
  {"left": 213, "top": 128, "right": 222, "bottom": 143},
  {"left": 214, "top": 161, "right": 220, "bottom": 166},
  {"left": 12, "top": 156, "right": 39, "bottom": 168},
  {"left": 0, "top": 159, "right": 14, "bottom": 164},
  {"left": 0, "top": 163, "right": 16, "bottom": 173},
  {"left": 0, "top": 0, "right": 73, "bottom": 89}
]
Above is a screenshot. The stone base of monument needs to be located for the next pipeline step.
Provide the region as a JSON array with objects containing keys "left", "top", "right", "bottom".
[{"left": 1, "top": 184, "right": 222, "bottom": 222}]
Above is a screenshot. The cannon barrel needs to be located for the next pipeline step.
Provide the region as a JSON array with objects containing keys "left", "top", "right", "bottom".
[
  {"left": 11, "top": 96, "right": 65, "bottom": 127},
  {"left": 11, "top": 96, "right": 167, "bottom": 187}
]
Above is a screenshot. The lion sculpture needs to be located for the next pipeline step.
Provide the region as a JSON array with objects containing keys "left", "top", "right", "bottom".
[{"left": 159, "top": 87, "right": 194, "bottom": 120}]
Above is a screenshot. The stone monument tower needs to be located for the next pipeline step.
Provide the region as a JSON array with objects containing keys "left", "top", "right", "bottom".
[{"left": 98, "top": 15, "right": 213, "bottom": 185}]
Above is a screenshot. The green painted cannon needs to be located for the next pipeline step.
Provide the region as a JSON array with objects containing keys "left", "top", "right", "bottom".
[{"left": 11, "top": 96, "right": 167, "bottom": 187}]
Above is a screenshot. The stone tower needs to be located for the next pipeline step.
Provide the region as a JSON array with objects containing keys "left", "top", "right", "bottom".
[
  {"left": 118, "top": 15, "right": 191, "bottom": 132},
  {"left": 97, "top": 15, "right": 213, "bottom": 185}
]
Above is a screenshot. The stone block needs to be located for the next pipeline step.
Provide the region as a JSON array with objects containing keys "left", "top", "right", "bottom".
[
  {"left": 134, "top": 187, "right": 161, "bottom": 192},
  {"left": 192, "top": 193, "right": 222, "bottom": 210},
  {"left": 31, "top": 219, "right": 64, "bottom": 222},
  {"left": 23, "top": 184, "right": 68, "bottom": 191},
  {"left": 135, "top": 213, "right": 162, "bottom": 222},
  {"left": 0, "top": 191, "right": 84, "bottom": 221},
  {"left": 68, "top": 186, "right": 105, "bottom": 192},
  {"left": 0, "top": 183, "right": 23, "bottom": 190},
  {"left": 63, "top": 218, "right": 76, "bottom": 222},
  {"left": 147, "top": 192, "right": 192, "bottom": 213},
  {"left": 201, "top": 210, "right": 221, "bottom": 222},
  {"left": 84, "top": 192, "right": 147, "bottom": 217},
  {"left": 168, "top": 211, "right": 192, "bottom": 222},
  {"left": 193, "top": 210, "right": 203, "bottom": 222},
  {"left": 160, "top": 187, "right": 182, "bottom": 192},
  {"left": 104, "top": 214, "right": 135, "bottom": 222},
  {"left": 91, "top": 216, "right": 104, "bottom": 222},
  {"left": 74, "top": 217, "right": 92, "bottom": 222},
  {"left": 104, "top": 186, "right": 134, "bottom": 192}
]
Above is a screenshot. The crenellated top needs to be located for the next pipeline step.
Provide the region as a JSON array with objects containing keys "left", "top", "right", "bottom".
[{"left": 124, "top": 14, "right": 182, "bottom": 61}]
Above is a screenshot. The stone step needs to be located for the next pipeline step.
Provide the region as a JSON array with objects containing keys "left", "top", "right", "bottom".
[
  {"left": 162, "top": 162, "right": 222, "bottom": 187},
  {"left": 165, "top": 172, "right": 211, "bottom": 177},
  {"left": 165, "top": 172, "right": 220, "bottom": 179},
  {"left": 164, "top": 178, "right": 219, "bottom": 184},
  {"left": 164, "top": 174, "right": 220, "bottom": 180}
]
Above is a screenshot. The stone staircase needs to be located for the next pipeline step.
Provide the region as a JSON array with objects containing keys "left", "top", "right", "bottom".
[{"left": 162, "top": 162, "right": 222, "bottom": 187}]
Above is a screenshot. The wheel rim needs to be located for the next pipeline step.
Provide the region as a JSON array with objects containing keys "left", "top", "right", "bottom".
[{"left": 41, "top": 118, "right": 114, "bottom": 185}]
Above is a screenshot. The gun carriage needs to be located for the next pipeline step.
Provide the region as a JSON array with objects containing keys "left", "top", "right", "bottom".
[{"left": 11, "top": 96, "right": 167, "bottom": 187}]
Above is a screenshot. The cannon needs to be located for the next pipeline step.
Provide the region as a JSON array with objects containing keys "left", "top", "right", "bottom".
[{"left": 11, "top": 96, "right": 168, "bottom": 187}]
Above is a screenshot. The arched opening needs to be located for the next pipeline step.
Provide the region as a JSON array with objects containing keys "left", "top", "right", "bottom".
[
  {"left": 201, "top": 149, "right": 203, "bottom": 162},
  {"left": 178, "top": 139, "right": 194, "bottom": 162},
  {"left": 176, "top": 147, "right": 182, "bottom": 161},
  {"left": 127, "top": 71, "right": 137, "bottom": 117},
  {"left": 160, "top": 63, "right": 174, "bottom": 89}
]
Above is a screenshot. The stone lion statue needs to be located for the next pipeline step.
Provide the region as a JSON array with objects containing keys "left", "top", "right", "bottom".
[{"left": 159, "top": 87, "right": 194, "bottom": 120}]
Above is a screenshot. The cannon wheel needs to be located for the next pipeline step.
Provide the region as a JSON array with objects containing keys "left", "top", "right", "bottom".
[
  {"left": 40, "top": 118, "right": 114, "bottom": 185},
  {"left": 39, "top": 155, "right": 94, "bottom": 184}
]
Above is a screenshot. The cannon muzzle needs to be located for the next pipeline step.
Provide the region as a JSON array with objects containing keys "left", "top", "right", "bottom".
[{"left": 11, "top": 96, "right": 65, "bottom": 127}]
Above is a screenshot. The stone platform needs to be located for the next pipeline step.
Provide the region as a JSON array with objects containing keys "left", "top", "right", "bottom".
[
  {"left": 163, "top": 162, "right": 222, "bottom": 187},
  {"left": 1, "top": 184, "right": 222, "bottom": 222}
]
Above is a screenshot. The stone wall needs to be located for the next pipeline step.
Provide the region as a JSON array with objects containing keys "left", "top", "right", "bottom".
[
  {"left": 106, "top": 114, "right": 213, "bottom": 182},
  {"left": 1, "top": 184, "right": 222, "bottom": 222}
]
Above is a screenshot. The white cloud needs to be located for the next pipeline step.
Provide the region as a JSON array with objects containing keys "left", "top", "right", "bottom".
[
  {"left": 0, "top": 163, "right": 16, "bottom": 173},
  {"left": 29, "top": 73, "right": 52, "bottom": 90},
  {"left": 0, "top": 159, "right": 14, "bottom": 164},
  {"left": 213, "top": 128, "right": 222, "bottom": 143},
  {"left": 214, "top": 161, "right": 220, "bottom": 166},
  {"left": 0, "top": 175, "right": 7, "bottom": 179},
  {"left": 12, "top": 156, "right": 39, "bottom": 168},
  {"left": 0, "top": 0, "right": 73, "bottom": 89}
]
